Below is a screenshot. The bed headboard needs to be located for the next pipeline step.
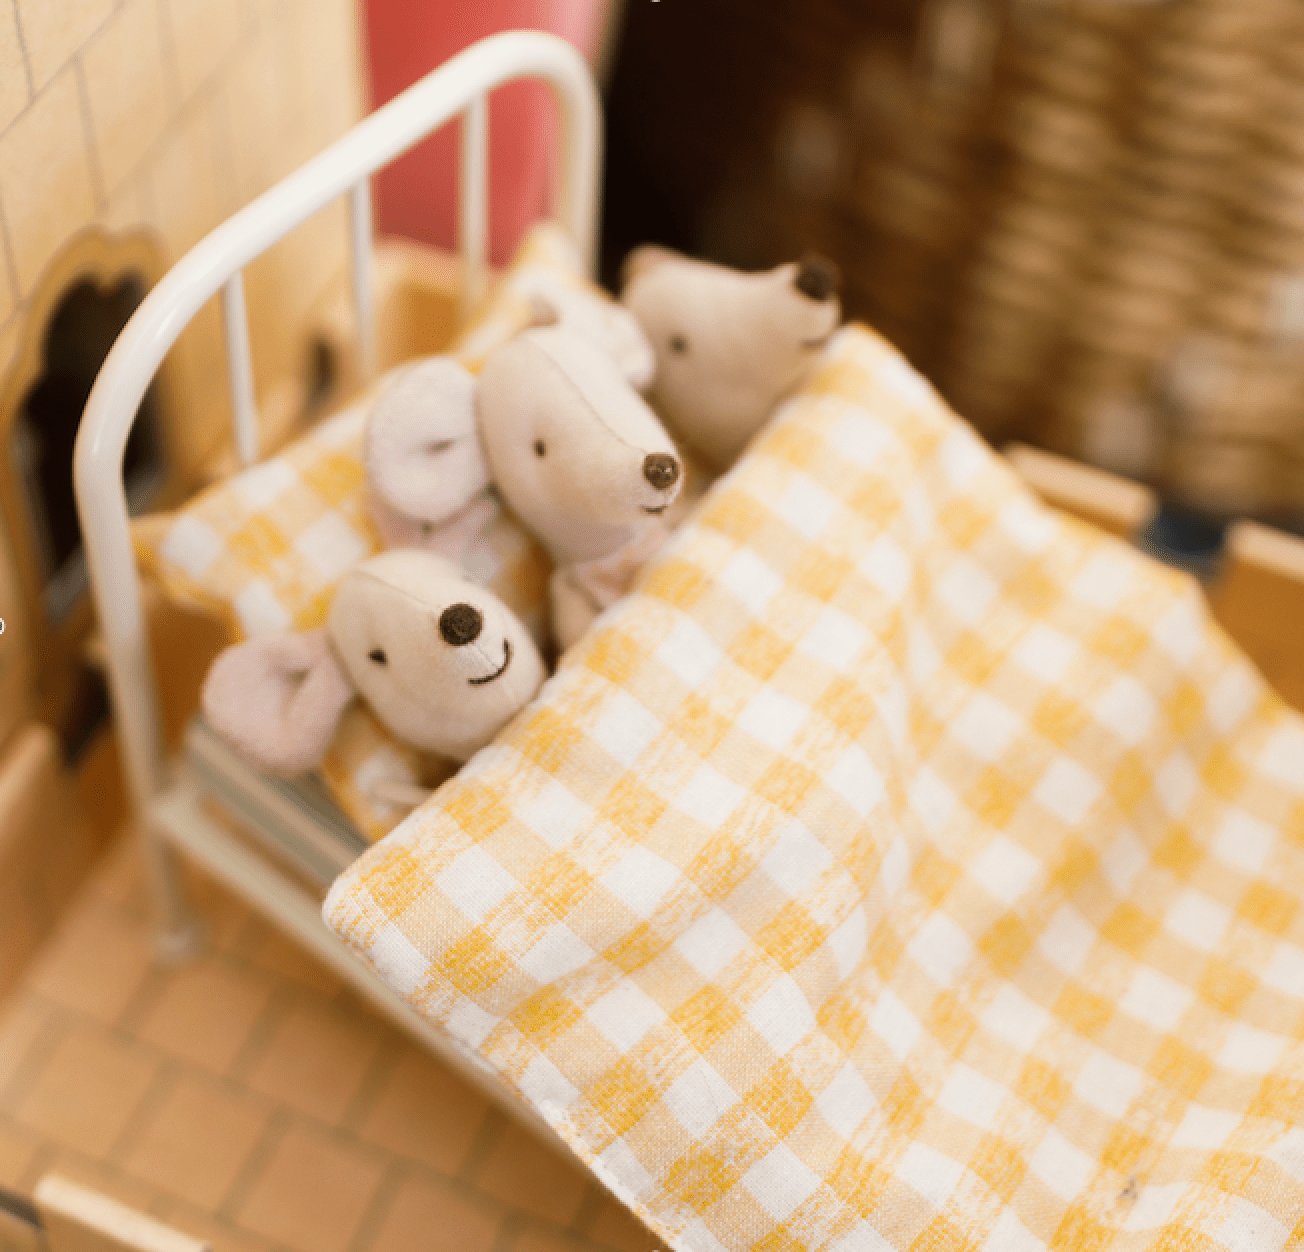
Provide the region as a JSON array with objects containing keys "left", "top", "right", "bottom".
[{"left": 73, "top": 31, "right": 601, "bottom": 814}]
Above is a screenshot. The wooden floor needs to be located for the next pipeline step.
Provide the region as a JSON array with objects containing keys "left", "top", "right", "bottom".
[{"left": 0, "top": 836, "right": 663, "bottom": 1252}]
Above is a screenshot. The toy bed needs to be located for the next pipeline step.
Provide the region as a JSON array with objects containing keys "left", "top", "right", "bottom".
[
  {"left": 74, "top": 31, "right": 600, "bottom": 1132},
  {"left": 77, "top": 31, "right": 1304, "bottom": 1252}
]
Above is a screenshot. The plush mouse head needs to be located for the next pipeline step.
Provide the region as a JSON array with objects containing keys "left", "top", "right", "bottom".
[
  {"left": 365, "top": 359, "right": 496, "bottom": 554},
  {"left": 621, "top": 248, "right": 842, "bottom": 472},
  {"left": 477, "top": 324, "right": 683, "bottom": 565},
  {"left": 202, "top": 550, "right": 546, "bottom": 776},
  {"left": 515, "top": 272, "right": 656, "bottom": 391}
]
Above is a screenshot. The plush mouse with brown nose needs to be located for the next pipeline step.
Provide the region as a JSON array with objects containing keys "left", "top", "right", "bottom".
[
  {"left": 621, "top": 247, "right": 843, "bottom": 474},
  {"left": 476, "top": 323, "right": 684, "bottom": 651},
  {"left": 201, "top": 550, "right": 546, "bottom": 776},
  {"left": 359, "top": 319, "right": 683, "bottom": 653},
  {"left": 363, "top": 287, "right": 658, "bottom": 561}
]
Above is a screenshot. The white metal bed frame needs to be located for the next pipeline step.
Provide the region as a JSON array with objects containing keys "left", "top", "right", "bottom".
[{"left": 72, "top": 31, "right": 601, "bottom": 1123}]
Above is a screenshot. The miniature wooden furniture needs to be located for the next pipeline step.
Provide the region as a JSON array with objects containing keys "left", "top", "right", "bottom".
[
  {"left": 1007, "top": 441, "right": 1304, "bottom": 714},
  {"left": 1208, "top": 521, "right": 1304, "bottom": 711},
  {"left": 0, "top": 1176, "right": 207, "bottom": 1252},
  {"left": 1004, "top": 441, "right": 1156, "bottom": 540}
]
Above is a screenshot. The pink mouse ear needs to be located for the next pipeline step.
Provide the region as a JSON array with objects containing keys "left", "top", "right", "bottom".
[
  {"left": 202, "top": 629, "right": 355, "bottom": 775},
  {"left": 365, "top": 358, "right": 487, "bottom": 527}
]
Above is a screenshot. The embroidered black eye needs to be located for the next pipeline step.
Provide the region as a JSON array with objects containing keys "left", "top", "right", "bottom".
[
  {"left": 427, "top": 439, "right": 454, "bottom": 454},
  {"left": 368, "top": 648, "right": 388, "bottom": 666},
  {"left": 669, "top": 334, "right": 688, "bottom": 355},
  {"left": 534, "top": 439, "right": 546, "bottom": 458}
]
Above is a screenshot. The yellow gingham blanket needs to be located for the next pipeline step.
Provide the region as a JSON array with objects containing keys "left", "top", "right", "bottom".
[{"left": 327, "top": 325, "right": 1304, "bottom": 1249}]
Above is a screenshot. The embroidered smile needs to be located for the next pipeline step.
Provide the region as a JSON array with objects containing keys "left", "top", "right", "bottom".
[{"left": 469, "top": 639, "right": 513, "bottom": 686}]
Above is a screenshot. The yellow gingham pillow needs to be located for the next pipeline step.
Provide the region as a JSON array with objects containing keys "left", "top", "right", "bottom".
[
  {"left": 136, "top": 222, "right": 610, "bottom": 840},
  {"left": 327, "top": 325, "right": 1304, "bottom": 1248}
]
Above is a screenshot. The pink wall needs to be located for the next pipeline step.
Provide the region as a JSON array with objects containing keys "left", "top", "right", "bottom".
[{"left": 364, "top": 2, "right": 609, "bottom": 261}]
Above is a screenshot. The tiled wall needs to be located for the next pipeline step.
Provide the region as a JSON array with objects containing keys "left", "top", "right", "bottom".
[{"left": 0, "top": 0, "right": 365, "bottom": 478}]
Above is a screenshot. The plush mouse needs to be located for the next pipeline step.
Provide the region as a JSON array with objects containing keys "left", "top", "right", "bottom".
[
  {"left": 366, "top": 283, "right": 657, "bottom": 562},
  {"left": 202, "top": 550, "right": 546, "bottom": 776},
  {"left": 476, "top": 324, "right": 684, "bottom": 650},
  {"left": 621, "top": 247, "right": 843, "bottom": 473},
  {"left": 513, "top": 271, "right": 656, "bottom": 391},
  {"left": 364, "top": 359, "right": 499, "bottom": 560}
]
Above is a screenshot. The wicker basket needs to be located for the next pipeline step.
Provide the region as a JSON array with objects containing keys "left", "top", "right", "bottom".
[{"left": 605, "top": 0, "right": 1304, "bottom": 521}]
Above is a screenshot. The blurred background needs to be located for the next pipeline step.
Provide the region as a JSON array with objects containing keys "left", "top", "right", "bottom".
[{"left": 370, "top": 0, "right": 1304, "bottom": 559}]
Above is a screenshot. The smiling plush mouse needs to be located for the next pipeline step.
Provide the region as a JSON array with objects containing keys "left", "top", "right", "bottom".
[
  {"left": 621, "top": 247, "right": 842, "bottom": 473},
  {"left": 476, "top": 323, "right": 684, "bottom": 650},
  {"left": 202, "top": 550, "right": 546, "bottom": 776}
]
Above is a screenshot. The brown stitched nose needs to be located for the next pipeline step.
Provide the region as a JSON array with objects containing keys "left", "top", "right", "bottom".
[
  {"left": 794, "top": 254, "right": 841, "bottom": 303},
  {"left": 439, "top": 603, "right": 483, "bottom": 646},
  {"left": 643, "top": 453, "right": 680, "bottom": 491}
]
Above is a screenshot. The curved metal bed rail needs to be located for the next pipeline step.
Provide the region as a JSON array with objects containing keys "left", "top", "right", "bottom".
[{"left": 73, "top": 31, "right": 601, "bottom": 824}]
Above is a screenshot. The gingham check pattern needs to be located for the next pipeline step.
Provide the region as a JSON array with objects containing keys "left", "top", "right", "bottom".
[
  {"left": 135, "top": 224, "right": 597, "bottom": 839},
  {"left": 327, "top": 325, "right": 1304, "bottom": 1249}
]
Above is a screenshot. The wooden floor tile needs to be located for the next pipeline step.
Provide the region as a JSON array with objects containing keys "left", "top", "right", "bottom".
[
  {"left": 233, "top": 1121, "right": 385, "bottom": 1252},
  {"left": 122, "top": 1072, "right": 270, "bottom": 1210},
  {"left": 236, "top": 925, "right": 344, "bottom": 998},
  {"left": 135, "top": 957, "right": 272, "bottom": 1073},
  {"left": 0, "top": 996, "right": 55, "bottom": 1104},
  {"left": 241, "top": 997, "right": 383, "bottom": 1125},
  {"left": 354, "top": 1043, "right": 491, "bottom": 1174},
  {"left": 13, "top": 1027, "right": 157, "bottom": 1157},
  {"left": 26, "top": 898, "right": 153, "bottom": 1024},
  {"left": 473, "top": 1120, "right": 590, "bottom": 1227},
  {"left": 150, "top": 1197, "right": 279, "bottom": 1252},
  {"left": 364, "top": 1172, "right": 502, "bottom": 1252}
]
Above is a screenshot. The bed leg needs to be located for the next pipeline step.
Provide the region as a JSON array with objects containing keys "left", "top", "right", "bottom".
[{"left": 143, "top": 823, "right": 203, "bottom": 962}]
